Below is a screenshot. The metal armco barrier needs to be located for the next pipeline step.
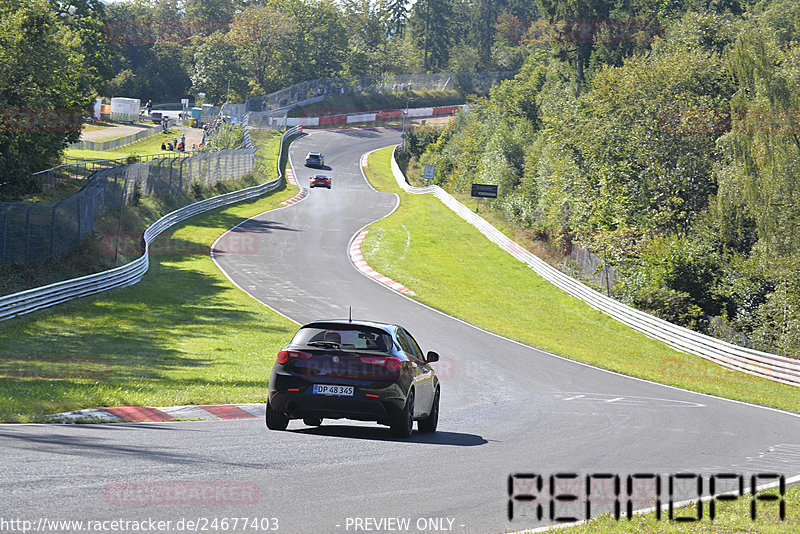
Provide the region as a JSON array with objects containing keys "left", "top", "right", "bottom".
[
  {"left": 0, "top": 126, "right": 300, "bottom": 322},
  {"left": 250, "top": 105, "right": 464, "bottom": 130},
  {"left": 248, "top": 71, "right": 517, "bottom": 113},
  {"left": 389, "top": 147, "right": 800, "bottom": 387}
]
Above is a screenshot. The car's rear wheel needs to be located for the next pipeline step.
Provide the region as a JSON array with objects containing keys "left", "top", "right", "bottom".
[
  {"left": 418, "top": 388, "right": 439, "bottom": 433},
  {"left": 266, "top": 399, "right": 289, "bottom": 430},
  {"left": 390, "top": 389, "right": 414, "bottom": 438},
  {"left": 303, "top": 416, "right": 322, "bottom": 426}
]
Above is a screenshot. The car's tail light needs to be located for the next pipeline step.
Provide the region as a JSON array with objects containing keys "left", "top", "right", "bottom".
[
  {"left": 360, "top": 356, "right": 388, "bottom": 365},
  {"left": 276, "top": 350, "right": 313, "bottom": 364},
  {"left": 385, "top": 358, "right": 402, "bottom": 372},
  {"left": 360, "top": 356, "right": 403, "bottom": 377}
]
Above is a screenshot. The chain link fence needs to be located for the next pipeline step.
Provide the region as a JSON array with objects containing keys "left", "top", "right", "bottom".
[
  {"left": 68, "top": 121, "right": 173, "bottom": 152},
  {"left": 569, "top": 243, "right": 617, "bottom": 292},
  {"left": 1, "top": 149, "right": 255, "bottom": 265},
  {"left": 32, "top": 152, "right": 190, "bottom": 193},
  {"left": 246, "top": 71, "right": 517, "bottom": 114}
]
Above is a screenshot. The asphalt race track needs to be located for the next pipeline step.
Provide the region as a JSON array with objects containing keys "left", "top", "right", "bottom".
[{"left": 2, "top": 127, "right": 800, "bottom": 533}]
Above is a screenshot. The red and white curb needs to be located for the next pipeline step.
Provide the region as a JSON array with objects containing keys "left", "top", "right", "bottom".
[
  {"left": 49, "top": 403, "right": 266, "bottom": 423},
  {"left": 349, "top": 230, "right": 415, "bottom": 295},
  {"left": 282, "top": 167, "right": 307, "bottom": 205},
  {"left": 285, "top": 167, "right": 297, "bottom": 185},
  {"left": 360, "top": 154, "right": 369, "bottom": 167}
]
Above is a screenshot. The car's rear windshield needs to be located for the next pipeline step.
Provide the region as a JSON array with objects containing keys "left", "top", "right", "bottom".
[{"left": 292, "top": 326, "right": 393, "bottom": 352}]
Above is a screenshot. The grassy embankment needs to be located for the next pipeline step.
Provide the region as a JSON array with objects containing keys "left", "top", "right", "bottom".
[
  {"left": 363, "top": 145, "right": 800, "bottom": 531},
  {"left": 3, "top": 132, "right": 282, "bottom": 295},
  {"left": 64, "top": 128, "right": 185, "bottom": 162},
  {"left": 0, "top": 130, "right": 298, "bottom": 422},
  {"left": 25, "top": 128, "right": 190, "bottom": 202},
  {"left": 361, "top": 146, "right": 800, "bottom": 413}
]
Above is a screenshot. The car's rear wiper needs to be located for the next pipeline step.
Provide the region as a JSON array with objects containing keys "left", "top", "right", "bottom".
[{"left": 307, "top": 341, "right": 341, "bottom": 349}]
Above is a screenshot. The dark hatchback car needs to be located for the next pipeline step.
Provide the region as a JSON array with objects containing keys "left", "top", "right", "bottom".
[
  {"left": 267, "top": 320, "right": 440, "bottom": 437},
  {"left": 310, "top": 174, "right": 331, "bottom": 188},
  {"left": 304, "top": 152, "right": 324, "bottom": 167}
]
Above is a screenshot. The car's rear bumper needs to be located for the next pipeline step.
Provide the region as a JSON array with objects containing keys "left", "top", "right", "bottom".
[{"left": 269, "top": 374, "right": 405, "bottom": 424}]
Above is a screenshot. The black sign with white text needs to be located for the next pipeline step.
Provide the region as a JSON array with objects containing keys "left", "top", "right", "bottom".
[{"left": 471, "top": 184, "right": 498, "bottom": 198}]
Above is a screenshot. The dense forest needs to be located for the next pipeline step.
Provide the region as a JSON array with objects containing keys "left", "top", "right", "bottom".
[
  {"left": 1, "top": 0, "right": 112, "bottom": 197},
  {"left": 4, "top": 0, "right": 800, "bottom": 359},
  {"left": 102, "top": 0, "right": 539, "bottom": 104},
  {"left": 1, "top": 0, "right": 537, "bottom": 196},
  {"left": 404, "top": 0, "right": 800, "bottom": 358}
]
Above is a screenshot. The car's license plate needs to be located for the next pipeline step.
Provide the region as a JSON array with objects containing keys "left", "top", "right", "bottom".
[{"left": 313, "top": 384, "right": 354, "bottom": 396}]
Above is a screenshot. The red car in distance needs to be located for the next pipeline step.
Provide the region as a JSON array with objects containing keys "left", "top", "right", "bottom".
[{"left": 310, "top": 174, "right": 331, "bottom": 189}]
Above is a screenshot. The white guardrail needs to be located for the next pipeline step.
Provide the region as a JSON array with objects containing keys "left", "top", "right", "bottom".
[
  {"left": 0, "top": 125, "right": 301, "bottom": 322},
  {"left": 390, "top": 147, "right": 800, "bottom": 387}
]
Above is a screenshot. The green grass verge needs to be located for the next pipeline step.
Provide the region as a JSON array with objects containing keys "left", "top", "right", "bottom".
[
  {"left": 361, "top": 146, "right": 800, "bottom": 413},
  {"left": 251, "top": 130, "right": 282, "bottom": 179},
  {"left": 522, "top": 484, "right": 797, "bottom": 533},
  {"left": 0, "top": 133, "right": 298, "bottom": 422},
  {"left": 65, "top": 129, "right": 185, "bottom": 161}
]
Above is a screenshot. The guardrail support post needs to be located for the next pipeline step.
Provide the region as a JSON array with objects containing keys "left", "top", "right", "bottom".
[
  {"left": 76, "top": 193, "right": 83, "bottom": 241},
  {"left": 179, "top": 156, "right": 187, "bottom": 192},
  {"left": 1, "top": 207, "right": 10, "bottom": 265},
  {"left": 24, "top": 203, "right": 34, "bottom": 263},
  {"left": 50, "top": 203, "right": 59, "bottom": 258},
  {"left": 156, "top": 158, "right": 163, "bottom": 195},
  {"left": 168, "top": 155, "right": 174, "bottom": 193}
]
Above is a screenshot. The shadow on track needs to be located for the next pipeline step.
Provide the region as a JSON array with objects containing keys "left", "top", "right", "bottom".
[{"left": 291, "top": 425, "right": 487, "bottom": 446}]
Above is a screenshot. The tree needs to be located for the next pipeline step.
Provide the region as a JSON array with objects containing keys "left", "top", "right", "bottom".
[
  {"left": 534, "top": 0, "right": 612, "bottom": 87},
  {"left": 262, "top": 0, "right": 348, "bottom": 83},
  {"left": 720, "top": 17, "right": 800, "bottom": 259},
  {"left": 48, "top": 0, "right": 112, "bottom": 94},
  {"left": 191, "top": 32, "right": 247, "bottom": 103},
  {"left": 341, "top": 0, "right": 388, "bottom": 76},
  {"left": 228, "top": 7, "right": 294, "bottom": 95},
  {"left": 105, "top": 69, "right": 142, "bottom": 98},
  {"left": 0, "top": 0, "right": 97, "bottom": 198},
  {"left": 104, "top": 0, "right": 195, "bottom": 102},
  {"left": 184, "top": 0, "right": 237, "bottom": 21},
  {"left": 383, "top": 0, "right": 407, "bottom": 38},
  {"left": 409, "top": 0, "right": 462, "bottom": 71}
]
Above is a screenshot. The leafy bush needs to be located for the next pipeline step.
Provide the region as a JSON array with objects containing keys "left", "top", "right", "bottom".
[
  {"left": 210, "top": 123, "right": 244, "bottom": 150},
  {"left": 633, "top": 286, "right": 706, "bottom": 330}
]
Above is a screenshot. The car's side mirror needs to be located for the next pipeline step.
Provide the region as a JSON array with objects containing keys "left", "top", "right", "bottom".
[{"left": 426, "top": 351, "right": 439, "bottom": 363}]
